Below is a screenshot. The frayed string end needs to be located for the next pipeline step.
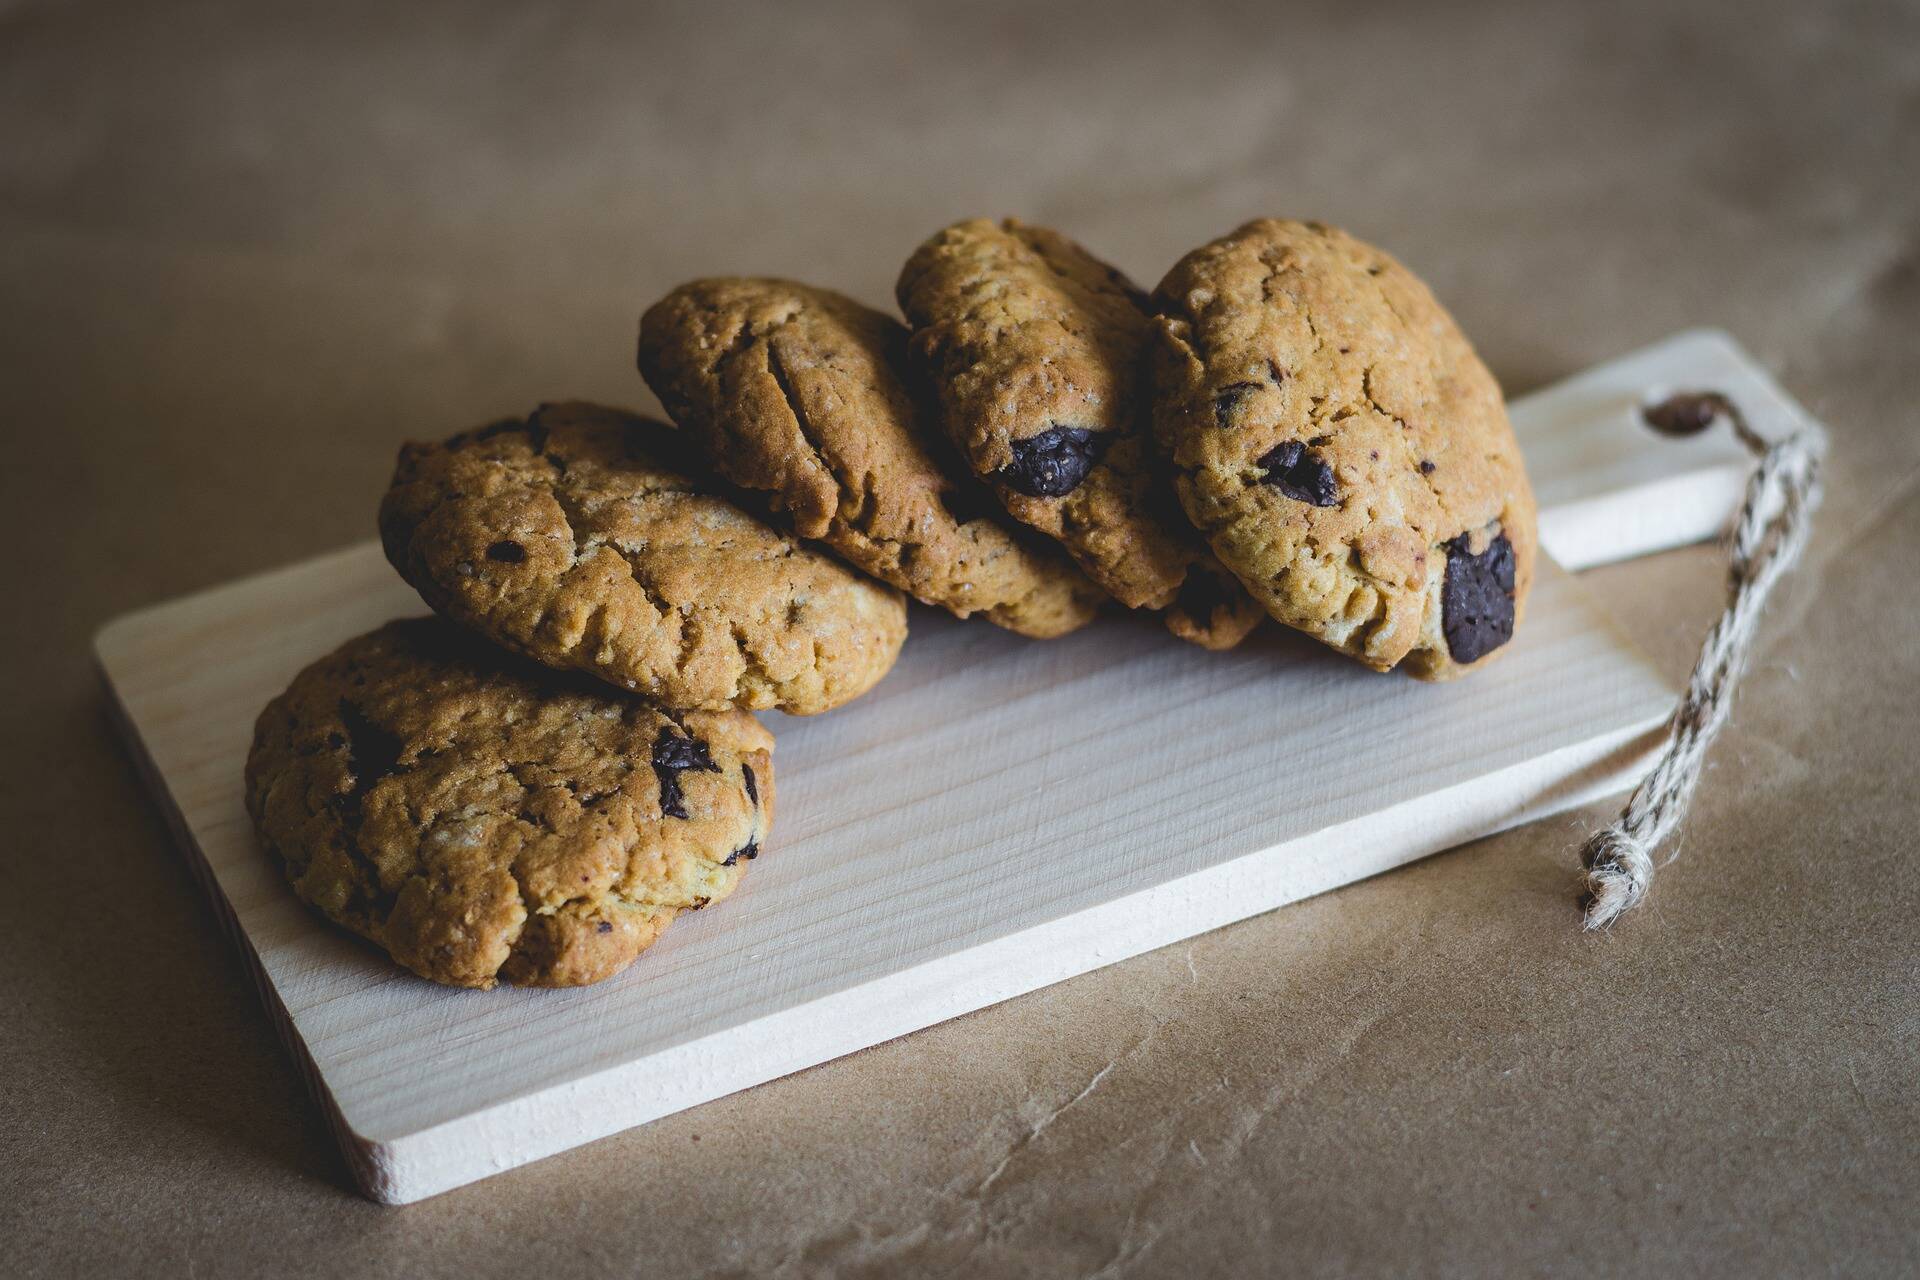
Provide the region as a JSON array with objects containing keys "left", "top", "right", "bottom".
[{"left": 1580, "top": 827, "right": 1653, "bottom": 930}]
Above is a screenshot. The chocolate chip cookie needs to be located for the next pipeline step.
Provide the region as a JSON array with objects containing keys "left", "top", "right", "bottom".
[
  {"left": 244, "top": 617, "right": 773, "bottom": 989},
  {"left": 637, "top": 278, "right": 1107, "bottom": 638},
  {"left": 1151, "top": 219, "right": 1537, "bottom": 678},
  {"left": 379, "top": 402, "right": 908, "bottom": 714},
  {"left": 896, "top": 218, "right": 1261, "bottom": 650},
  {"left": 894, "top": 223, "right": 1174, "bottom": 585}
]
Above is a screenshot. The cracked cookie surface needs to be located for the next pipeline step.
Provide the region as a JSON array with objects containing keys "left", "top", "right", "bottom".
[
  {"left": 244, "top": 617, "right": 774, "bottom": 989},
  {"left": 895, "top": 220, "right": 1238, "bottom": 618},
  {"left": 1151, "top": 219, "right": 1537, "bottom": 678},
  {"left": 379, "top": 402, "right": 907, "bottom": 713},
  {"left": 638, "top": 278, "right": 1107, "bottom": 638}
]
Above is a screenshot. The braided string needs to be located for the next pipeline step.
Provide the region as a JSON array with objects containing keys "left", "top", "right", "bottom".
[{"left": 1579, "top": 392, "right": 1827, "bottom": 929}]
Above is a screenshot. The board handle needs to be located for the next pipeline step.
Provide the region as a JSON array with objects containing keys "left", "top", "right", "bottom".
[{"left": 1509, "top": 328, "right": 1816, "bottom": 571}]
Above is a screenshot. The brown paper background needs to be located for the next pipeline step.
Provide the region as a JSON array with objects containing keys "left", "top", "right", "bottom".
[{"left": 3, "top": 1, "right": 1916, "bottom": 1274}]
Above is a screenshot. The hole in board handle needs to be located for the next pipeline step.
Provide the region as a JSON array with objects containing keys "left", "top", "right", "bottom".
[{"left": 1640, "top": 391, "right": 1728, "bottom": 438}]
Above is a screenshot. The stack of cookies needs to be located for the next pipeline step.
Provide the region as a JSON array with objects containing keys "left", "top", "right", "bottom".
[
  {"left": 245, "top": 217, "right": 1537, "bottom": 991},
  {"left": 245, "top": 410, "right": 908, "bottom": 990}
]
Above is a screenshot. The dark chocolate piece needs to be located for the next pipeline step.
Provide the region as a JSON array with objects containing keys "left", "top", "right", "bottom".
[
  {"left": 651, "top": 728, "right": 719, "bottom": 820},
  {"left": 995, "top": 426, "right": 1108, "bottom": 497},
  {"left": 1255, "top": 441, "right": 1338, "bottom": 507},
  {"left": 1440, "top": 532, "right": 1517, "bottom": 663},
  {"left": 1212, "top": 381, "right": 1263, "bottom": 428}
]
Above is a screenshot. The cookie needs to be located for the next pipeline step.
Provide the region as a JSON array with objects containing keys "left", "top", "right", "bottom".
[
  {"left": 244, "top": 617, "right": 773, "bottom": 989},
  {"left": 892, "top": 220, "right": 1193, "bottom": 602},
  {"left": 1151, "top": 219, "right": 1537, "bottom": 678},
  {"left": 379, "top": 402, "right": 908, "bottom": 714},
  {"left": 637, "top": 278, "right": 1107, "bottom": 638}
]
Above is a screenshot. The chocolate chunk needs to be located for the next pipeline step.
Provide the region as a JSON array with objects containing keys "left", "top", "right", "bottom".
[
  {"left": 1419, "top": 459, "right": 1436, "bottom": 475},
  {"left": 486, "top": 539, "right": 526, "bottom": 563},
  {"left": 596, "top": 920, "right": 613, "bottom": 934},
  {"left": 1212, "top": 382, "right": 1263, "bottom": 428},
  {"left": 652, "top": 728, "right": 719, "bottom": 820},
  {"left": 995, "top": 426, "right": 1109, "bottom": 497},
  {"left": 652, "top": 734, "right": 714, "bottom": 776},
  {"left": 1642, "top": 392, "right": 1724, "bottom": 437},
  {"left": 741, "top": 764, "right": 758, "bottom": 808},
  {"left": 721, "top": 839, "right": 759, "bottom": 868},
  {"left": 336, "top": 700, "right": 404, "bottom": 804},
  {"left": 1255, "top": 441, "right": 1338, "bottom": 506},
  {"left": 1440, "top": 532, "right": 1517, "bottom": 663}
]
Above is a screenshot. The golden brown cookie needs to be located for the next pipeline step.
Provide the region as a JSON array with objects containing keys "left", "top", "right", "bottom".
[
  {"left": 896, "top": 218, "right": 1261, "bottom": 650},
  {"left": 379, "top": 402, "right": 907, "bottom": 714},
  {"left": 637, "top": 278, "right": 1107, "bottom": 638},
  {"left": 1151, "top": 219, "right": 1537, "bottom": 678},
  {"left": 244, "top": 617, "right": 773, "bottom": 989},
  {"left": 894, "top": 221, "right": 1174, "bottom": 598}
]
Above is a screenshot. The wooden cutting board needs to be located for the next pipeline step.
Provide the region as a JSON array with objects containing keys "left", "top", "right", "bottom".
[{"left": 97, "top": 329, "right": 1812, "bottom": 1203}]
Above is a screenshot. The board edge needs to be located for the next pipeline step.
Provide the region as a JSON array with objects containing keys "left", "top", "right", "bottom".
[{"left": 356, "top": 710, "right": 1669, "bottom": 1203}]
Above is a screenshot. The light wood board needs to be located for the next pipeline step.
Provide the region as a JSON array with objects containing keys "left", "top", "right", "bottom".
[{"left": 96, "top": 329, "right": 1811, "bottom": 1203}]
